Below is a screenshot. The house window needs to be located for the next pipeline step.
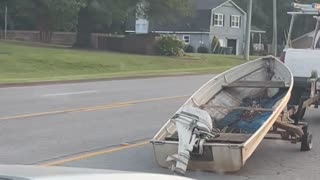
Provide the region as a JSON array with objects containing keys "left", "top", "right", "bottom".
[
  {"left": 183, "top": 35, "right": 190, "bottom": 44},
  {"left": 231, "top": 15, "right": 240, "bottom": 28},
  {"left": 214, "top": 13, "right": 224, "bottom": 27}
]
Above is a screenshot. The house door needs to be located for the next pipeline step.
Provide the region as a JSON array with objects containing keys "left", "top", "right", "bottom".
[{"left": 227, "top": 39, "right": 237, "bottom": 55}]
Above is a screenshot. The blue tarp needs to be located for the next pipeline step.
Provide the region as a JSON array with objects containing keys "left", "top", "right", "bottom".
[{"left": 217, "top": 92, "right": 285, "bottom": 134}]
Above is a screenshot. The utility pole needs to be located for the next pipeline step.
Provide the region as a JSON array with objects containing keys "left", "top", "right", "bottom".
[
  {"left": 245, "top": 0, "right": 252, "bottom": 61},
  {"left": 312, "top": 17, "right": 320, "bottom": 49},
  {"left": 272, "top": 0, "right": 277, "bottom": 56},
  {"left": 4, "top": 4, "right": 8, "bottom": 40}
]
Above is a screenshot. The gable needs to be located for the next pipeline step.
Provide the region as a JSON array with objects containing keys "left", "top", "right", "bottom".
[{"left": 212, "top": 1, "right": 245, "bottom": 16}]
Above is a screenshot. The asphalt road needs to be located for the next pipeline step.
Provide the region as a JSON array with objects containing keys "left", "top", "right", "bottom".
[
  {"left": 0, "top": 75, "right": 211, "bottom": 165},
  {"left": 0, "top": 75, "right": 319, "bottom": 180}
]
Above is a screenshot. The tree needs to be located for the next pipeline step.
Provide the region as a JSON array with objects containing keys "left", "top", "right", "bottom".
[
  {"left": 74, "top": 0, "right": 193, "bottom": 48},
  {"left": 0, "top": 0, "right": 85, "bottom": 42},
  {"left": 34, "top": 0, "right": 85, "bottom": 42},
  {"left": 234, "top": 0, "right": 320, "bottom": 45},
  {"left": 74, "top": 0, "right": 139, "bottom": 47},
  {"left": 144, "top": 0, "right": 193, "bottom": 22}
]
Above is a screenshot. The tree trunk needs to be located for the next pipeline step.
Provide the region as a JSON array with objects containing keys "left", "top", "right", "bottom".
[
  {"left": 74, "top": 6, "right": 93, "bottom": 48},
  {"left": 36, "top": 6, "right": 52, "bottom": 43}
]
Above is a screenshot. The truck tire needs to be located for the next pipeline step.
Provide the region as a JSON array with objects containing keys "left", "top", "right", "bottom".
[
  {"left": 293, "top": 103, "right": 306, "bottom": 121},
  {"left": 296, "top": 93, "right": 309, "bottom": 120},
  {"left": 299, "top": 107, "right": 306, "bottom": 120},
  {"left": 301, "top": 133, "right": 312, "bottom": 151}
]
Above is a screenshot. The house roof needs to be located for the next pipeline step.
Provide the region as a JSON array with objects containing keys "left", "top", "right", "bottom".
[
  {"left": 149, "top": 10, "right": 211, "bottom": 32},
  {"left": 126, "top": 13, "right": 136, "bottom": 31},
  {"left": 197, "top": 0, "right": 246, "bottom": 15},
  {"left": 292, "top": 30, "right": 320, "bottom": 48},
  {"left": 293, "top": 31, "right": 315, "bottom": 42}
]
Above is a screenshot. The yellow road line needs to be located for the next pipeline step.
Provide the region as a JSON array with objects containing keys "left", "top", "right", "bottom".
[
  {"left": 41, "top": 141, "right": 149, "bottom": 166},
  {"left": 0, "top": 104, "right": 132, "bottom": 121},
  {"left": 77, "top": 104, "right": 132, "bottom": 113},
  {"left": 0, "top": 95, "right": 189, "bottom": 121},
  {"left": 117, "top": 95, "right": 190, "bottom": 105}
]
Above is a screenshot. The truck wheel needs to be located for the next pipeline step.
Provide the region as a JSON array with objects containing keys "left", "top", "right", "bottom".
[
  {"left": 293, "top": 107, "right": 306, "bottom": 122},
  {"left": 296, "top": 95, "right": 308, "bottom": 121},
  {"left": 299, "top": 107, "right": 306, "bottom": 120},
  {"left": 301, "top": 126, "right": 312, "bottom": 151}
]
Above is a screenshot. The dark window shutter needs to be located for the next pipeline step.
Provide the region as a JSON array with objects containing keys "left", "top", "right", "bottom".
[
  {"left": 239, "top": 16, "right": 241, "bottom": 28},
  {"left": 223, "top": 15, "right": 225, "bottom": 26},
  {"left": 213, "top": 13, "right": 215, "bottom": 25},
  {"left": 230, "top": 16, "right": 232, "bottom": 27}
]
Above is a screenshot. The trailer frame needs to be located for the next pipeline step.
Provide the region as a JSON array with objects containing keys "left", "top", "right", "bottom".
[{"left": 268, "top": 77, "right": 320, "bottom": 151}]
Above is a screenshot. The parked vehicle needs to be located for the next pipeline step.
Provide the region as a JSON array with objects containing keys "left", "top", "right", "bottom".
[{"left": 281, "top": 2, "right": 320, "bottom": 121}]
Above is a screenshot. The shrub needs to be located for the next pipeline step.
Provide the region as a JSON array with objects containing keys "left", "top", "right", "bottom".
[
  {"left": 197, "top": 46, "right": 209, "bottom": 53},
  {"left": 211, "top": 36, "right": 221, "bottom": 54},
  {"left": 184, "top": 45, "right": 195, "bottom": 53},
  {"left": 155, "top": 35, "right": 185, "bottom": 56}
]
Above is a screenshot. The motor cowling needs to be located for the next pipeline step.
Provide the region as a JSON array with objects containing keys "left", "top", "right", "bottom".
[{"left": 167, "top": 106, "right": 214, "bottom": 175}]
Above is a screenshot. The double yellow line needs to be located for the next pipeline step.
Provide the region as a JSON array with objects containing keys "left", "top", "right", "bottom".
[
  {"left": 0, "top": 95, "right": 189, "bottom": 121},
  {"left": 41, "top": 141, "right": 150, "bottom": 166}
]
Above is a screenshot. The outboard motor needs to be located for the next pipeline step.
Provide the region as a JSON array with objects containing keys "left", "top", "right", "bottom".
[{"left": 167, "top": 106, "right": 216, "bottom": 175}]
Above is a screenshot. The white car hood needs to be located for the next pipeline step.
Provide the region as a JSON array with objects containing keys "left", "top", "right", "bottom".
[{"left": 0, "top": 165, "right": 193, "bottom": 180}]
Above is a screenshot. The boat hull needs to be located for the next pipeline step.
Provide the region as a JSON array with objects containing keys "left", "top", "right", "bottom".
[{"left": 151, "top": 56, "right": 293, "bottom": 172}]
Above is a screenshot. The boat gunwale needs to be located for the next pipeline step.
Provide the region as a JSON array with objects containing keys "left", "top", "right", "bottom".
[
  {"left": 151, "top": 56, "right": 293, "bottom": 172},
  {"left": 150, "top": 139, "right": 245, "bottom": 148},
  {"left": 152, "top": 56, "right": 289, "bottom": 142}
]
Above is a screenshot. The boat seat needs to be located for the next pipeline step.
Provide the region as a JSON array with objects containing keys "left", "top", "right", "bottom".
[
  {"left": 208, "top": 133, "right": 252, "bottom": 143},
  {"left": 222, "top": 80, "right": 288, "bottom": 88},
  {"left": 204, "top": 105, "right": 273, "bottom": 112},
  {"left": 165, "top": 133, "right": 252, "bottom": 144}
]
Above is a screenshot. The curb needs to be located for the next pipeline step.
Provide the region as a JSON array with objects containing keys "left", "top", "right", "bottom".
[{"left": 0, "top": 72, "right": 215, "bottom": 88}]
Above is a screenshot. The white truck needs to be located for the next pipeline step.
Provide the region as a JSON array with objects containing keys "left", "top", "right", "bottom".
[{"left": 281, "top": 2, "right": 320, "bottom": 122}]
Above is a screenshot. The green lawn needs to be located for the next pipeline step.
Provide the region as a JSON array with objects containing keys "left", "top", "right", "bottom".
[{"left": 0, "top": 41, "right": 251, "bottom": 84}]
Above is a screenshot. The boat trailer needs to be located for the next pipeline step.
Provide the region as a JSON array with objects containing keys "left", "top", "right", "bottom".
[{"left": 273, "top": 77, "right": 320, "bottom": 151}]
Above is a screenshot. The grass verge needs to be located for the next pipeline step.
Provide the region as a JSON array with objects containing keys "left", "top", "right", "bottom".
[{"left": 0, "top": 41, "right": 254, "bottom": 84}]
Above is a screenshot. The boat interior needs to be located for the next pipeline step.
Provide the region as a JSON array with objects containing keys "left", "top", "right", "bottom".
[{"left": 162, "top": 58, "right": 291, "bottom": 144}]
